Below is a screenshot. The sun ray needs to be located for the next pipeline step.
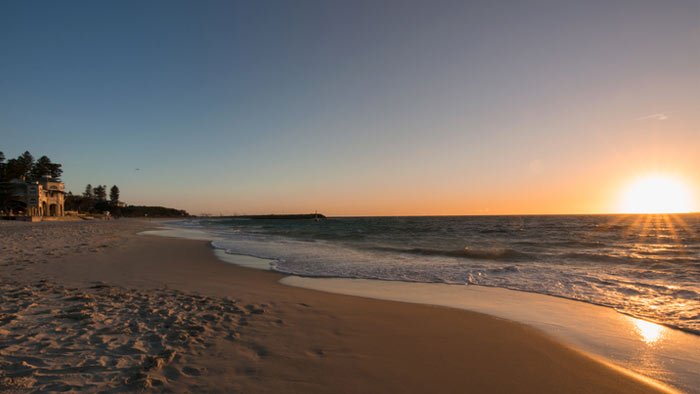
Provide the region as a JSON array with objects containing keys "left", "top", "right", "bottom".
[
  {"left": 638, "top": 214, "right": 654, "bottom": 239},
  {"left": 670, "top": 214, "right": 695, "bottom": 237},
  {"left": 603, "top": 214, "right": 632, "bottom": 231},
  {"left": 624, "top": 215, "right": 646, "bottom": 238},
  {"left": 661, "top": 214, "right": 678, "bottom": 241}
]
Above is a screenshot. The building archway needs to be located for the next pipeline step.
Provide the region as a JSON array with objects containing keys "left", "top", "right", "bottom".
[
  {"left": 41, "top": 202, "right": 48, "bottom": 216},
  {"left": 49, "top": 204, "right": 58, "bottom": 216}
]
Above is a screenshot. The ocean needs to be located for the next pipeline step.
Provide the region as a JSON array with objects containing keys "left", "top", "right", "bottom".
[{"left": 172, "top": 214, "right": 700, "bottom": 335}]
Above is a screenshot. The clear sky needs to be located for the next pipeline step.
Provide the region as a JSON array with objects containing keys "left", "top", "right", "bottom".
[{"left": 2, "top": 0, "right": 698, "bottom": 215}]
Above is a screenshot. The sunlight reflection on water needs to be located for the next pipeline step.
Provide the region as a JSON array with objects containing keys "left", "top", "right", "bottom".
[{"left": 631, "top": 317, "right": 666, "bottom": 344}]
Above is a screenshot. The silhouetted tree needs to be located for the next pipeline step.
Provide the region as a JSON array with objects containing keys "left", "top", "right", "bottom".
[
  {"left": 5, "top": 151, "right": 34, "bottom": 180},
  {"left": 93, "top": 185, "right": 107, "bottom": 201},
  {"left": 120, "top": 205, "right": 189, "bottom": 217},
  {"left": 84, "top": 184, "right": 94, "bottom": 198},
  {"left": 109, "top": 185, "right": 120, "bottom": 204},
  {"left": 31, "top": 155, "right": 63, "bottom": 180},
  {"left": 0, "top": 151, "right": 5, "bottom": 181}
]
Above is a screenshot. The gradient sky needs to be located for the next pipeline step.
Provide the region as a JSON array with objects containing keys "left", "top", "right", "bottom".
[{"left": 2, "top": 0, "right": 698, "bottom": 215}]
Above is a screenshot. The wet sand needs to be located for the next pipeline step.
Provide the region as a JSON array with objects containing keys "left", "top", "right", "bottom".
[{"left": 0, "top": 220, "right": 670, "bottom": 393}]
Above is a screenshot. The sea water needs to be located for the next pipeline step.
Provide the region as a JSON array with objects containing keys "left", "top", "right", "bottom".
[
  {"left": 172, "top": 214, "right": 700, "bottom": 335},
  {"left": 149, "top": 215, "right": 700, "bottom": 392}
]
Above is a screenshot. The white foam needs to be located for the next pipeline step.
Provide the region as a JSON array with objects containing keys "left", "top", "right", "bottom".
[
  {"left": 141, "top": 227, "right": 275, "bottom": 271},
  {"left": 139, "top": 228, "right": 214, "bottom": 241},
  {"left": 212, "top": 249, "right": 273, "bottom": 270}
]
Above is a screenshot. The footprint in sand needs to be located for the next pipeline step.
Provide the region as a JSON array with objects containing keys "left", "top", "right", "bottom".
[
  {"left": 181, "top": 366, "right": 204, "bottom": 377},
  {"left": 244, "top": 304, "right": 266, "bottom": 315},
  {"left": 305, "top": 348, "right": 326, "bottom": 358}
]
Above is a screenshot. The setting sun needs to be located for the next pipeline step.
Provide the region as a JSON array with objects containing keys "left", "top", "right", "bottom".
[{"left": 618, "top": 174, "right": 695, "bottom": 214}]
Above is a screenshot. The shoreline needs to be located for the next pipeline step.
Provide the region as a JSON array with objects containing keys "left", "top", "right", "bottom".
[
  {"left": 143, "top": 223, "right": 700, "bottom": 391},
  {"left": 0, "top": 220, "right": 678, "bottom": 392},
  {"left": 147, "top": 224, "right": 699, "bottom": 393}
]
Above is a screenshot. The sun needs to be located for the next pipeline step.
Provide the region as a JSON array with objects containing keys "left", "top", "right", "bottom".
[{"left": 618, "top": 173, "right": 695, "bottom": 214}]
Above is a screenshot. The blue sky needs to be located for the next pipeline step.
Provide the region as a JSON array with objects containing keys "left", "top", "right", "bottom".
[{"left": 2, "top": 1, "right": 698, "bottom": 215}]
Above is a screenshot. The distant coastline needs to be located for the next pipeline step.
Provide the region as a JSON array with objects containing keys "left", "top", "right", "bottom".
[{"left": 200, "top": 213, "right": 326, "bottom": 220}]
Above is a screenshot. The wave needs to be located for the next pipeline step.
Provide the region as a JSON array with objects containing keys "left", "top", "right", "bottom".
[
  {"left": 188, "top": 215, "right": 700, "bottom": 335},
  {"left": 561, "top": 251, "right": 698, "bottom": 265},
  {"left": 369, "top": 245, "right": 534, "bottom": 261}
]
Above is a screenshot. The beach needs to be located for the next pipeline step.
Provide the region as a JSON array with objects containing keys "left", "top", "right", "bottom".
[{"left": 0, "top": 220, "right": 673, "bottom": 393}]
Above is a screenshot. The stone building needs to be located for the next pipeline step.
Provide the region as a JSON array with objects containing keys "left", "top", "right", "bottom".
[
  {"left": 3, "top": 176, "right": 66, "bottom": 217},
  {"left": 28, "top": 176, "right": 65, "bottom": 216}
]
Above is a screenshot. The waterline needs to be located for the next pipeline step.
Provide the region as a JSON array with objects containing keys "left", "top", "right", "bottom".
[
  {"left": 280, "top": 276, "right": 697, "bottom": 393},
  {"left": 143, "top": 224, "right": 700, "bottom": 393}
]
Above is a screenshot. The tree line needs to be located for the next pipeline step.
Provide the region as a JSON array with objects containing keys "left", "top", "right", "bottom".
[
  {"left": 80, "top": 184, "right": 120, "bottom": 203},
  {"left": 0, "top": 150, "right": 62, "bottom": 182},
  {"left": 66, "top": 186, "right": 187, "bottom": 217},
  {"left": 65, "top": 184, "right": 120, "bottom": 214}
]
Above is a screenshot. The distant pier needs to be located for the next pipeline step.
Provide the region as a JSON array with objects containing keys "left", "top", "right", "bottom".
[{"left": 214, "top": 213, "right": 326, "bottom": 220}]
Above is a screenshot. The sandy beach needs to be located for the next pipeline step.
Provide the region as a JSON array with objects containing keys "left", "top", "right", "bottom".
[{"left": 0, "top": 220, "right": 670, "bottom": 393}]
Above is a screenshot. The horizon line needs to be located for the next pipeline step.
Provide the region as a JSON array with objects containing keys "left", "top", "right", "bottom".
[{"left": 192, "top": 211, "right": 700, "bottom": 218}]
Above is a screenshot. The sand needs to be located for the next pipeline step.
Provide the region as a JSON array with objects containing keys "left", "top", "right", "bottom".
[{"left": 0, "top": 220, "right": 671, "bottom": 393}]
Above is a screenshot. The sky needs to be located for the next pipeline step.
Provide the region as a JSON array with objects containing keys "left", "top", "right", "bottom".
[{"left": 1, "top": 0, "right": 699, "bottom": 216}]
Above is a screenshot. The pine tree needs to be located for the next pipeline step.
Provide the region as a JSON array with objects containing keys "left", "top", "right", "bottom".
[
  {"left": 31, "top": 155, "right": 63, "bottom": 180},
  {"left": 0, "top": 151, "right": 5, "bottom": 181},
  {"left": 93, "top": 185, "right": 107, "bottom": 201},
  {"left": 109, "top": 185, "right": 120, "bottom": 204},
  {"left": 84, "top": 184, "right": 94, "bottom": 198},
  {"left": 5, "top": 151, "right": 34, "bottom": 180}
]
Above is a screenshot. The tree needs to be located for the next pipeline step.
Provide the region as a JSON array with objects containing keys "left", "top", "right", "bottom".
[
  {"left": 17, "top": 151, "right": 34, "bottom": 176},
  {"left": 109, "top": 185, "right": 120, "bottom": 204},
  {"left": 5, "top": 151, "right": 34, "bottom": 180},
  {"left": 84, "top": 184, "right": 94, "bottom": 198},
  {"left": 0, "top": 151, "right": 5, "bottom": 181},
  {"left": 93, "top": 185, "right": 107, "bottom": 201},
  {"left": 31, "top": 155, "right": 63, "bottom": 180}
]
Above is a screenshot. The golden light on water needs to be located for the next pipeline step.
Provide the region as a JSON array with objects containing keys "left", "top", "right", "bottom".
[
  {"left": 631, "top": 317, "right": 666, "bottom": 344},
  {"left": 618, "top": 174, "right": 695, "bottom": 214}
]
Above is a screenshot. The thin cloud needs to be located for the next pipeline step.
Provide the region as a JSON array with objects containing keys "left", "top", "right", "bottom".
[{"left": 638, "top": 113, "right": 670, "bottom": 121}]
